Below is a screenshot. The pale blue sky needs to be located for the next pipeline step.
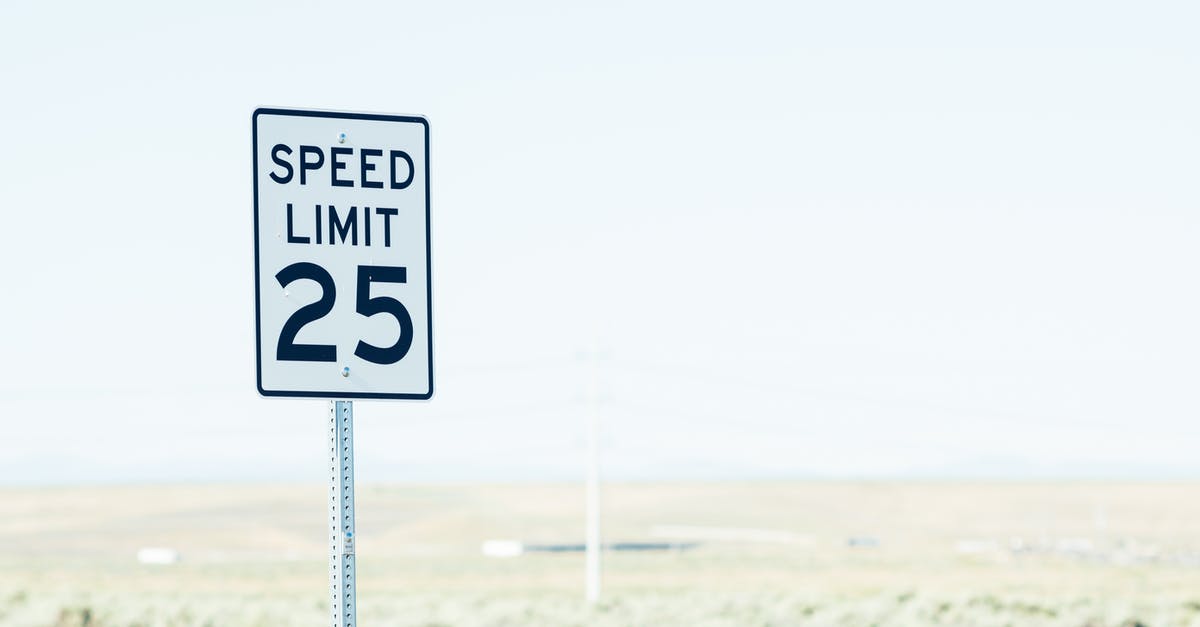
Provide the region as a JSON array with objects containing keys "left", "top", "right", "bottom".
[{"left": 1, "top": 0, "right": 1198, "bottom": 483}]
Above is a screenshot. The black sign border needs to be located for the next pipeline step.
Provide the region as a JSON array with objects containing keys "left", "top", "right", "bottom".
[{"left": 253, "top": 107, "right": 434, "bottom": 400}]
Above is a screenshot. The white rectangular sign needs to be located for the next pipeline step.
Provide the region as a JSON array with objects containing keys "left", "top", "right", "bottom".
[{"left": 253, "top": 108, "right": 432, "bottom": 399}]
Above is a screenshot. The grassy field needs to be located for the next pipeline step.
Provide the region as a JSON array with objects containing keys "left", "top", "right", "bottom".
[{"left": 2, "top": 482, "right": 1200, "bottom": 626}]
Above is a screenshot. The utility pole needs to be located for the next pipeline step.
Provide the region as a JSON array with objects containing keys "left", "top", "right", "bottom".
[
  {"left": 585, "top": 362, "right": 601, "bottom": 604},
  {"left": 581, "top": 343, "right": 604, "bottom": 605}
]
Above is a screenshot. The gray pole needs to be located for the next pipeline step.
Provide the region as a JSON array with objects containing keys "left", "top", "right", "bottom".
[
  {"left": 585, "top": 393, "right": 600, "bottom": 603},
  {"left": 585, "top": 351, "right": 601, "bottom": 604},
  {"left": 330, "top": 400, "right": 357, "bottom": 627}
]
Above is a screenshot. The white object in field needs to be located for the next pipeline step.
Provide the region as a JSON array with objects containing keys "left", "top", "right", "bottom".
[
  {"left": 1055, "top": 537, "right": 1095, "bottom": 555},
  {"left": 136, "top": 548, "right": 180, "bottom": 565},
  {"left": 954, "top": 539, "right": 1000, "bottom": 555},
  {"left": 584, "top": 348, "right": 601, "bottom": 604},
  {"left": 481, "top": 540, "right": 525, "bottom": 558},
  {"left": 253, "top": 108, "right": 433, "bottom": 400},
  {"left": 330, "top": 401, "right": 356, "bottom": 627},
  {"left": 650, "top": 525, "right": 810, "bottom": 545}
]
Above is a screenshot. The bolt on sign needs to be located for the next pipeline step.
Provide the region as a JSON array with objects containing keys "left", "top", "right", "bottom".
[{"left": 253, "top": 108, "right": 433, "bottom": 399}]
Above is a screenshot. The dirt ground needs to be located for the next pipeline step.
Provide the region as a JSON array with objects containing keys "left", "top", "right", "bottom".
[{"left": 1, "top": 482, "right": 1199, "bottom": 626}]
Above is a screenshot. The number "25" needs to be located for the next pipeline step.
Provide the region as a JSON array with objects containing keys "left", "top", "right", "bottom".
[{"left": 274, "top": 263, "right": 414, "bottom": 365}]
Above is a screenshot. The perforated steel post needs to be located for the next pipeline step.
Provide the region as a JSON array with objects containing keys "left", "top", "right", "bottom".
[{"left": 330, "top": 401, "right": 356, "bottom": 627}]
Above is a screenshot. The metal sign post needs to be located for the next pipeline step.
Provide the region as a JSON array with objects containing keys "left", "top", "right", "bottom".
[{"left": 330, "top": 401, "right": 356, "bottom": 627}]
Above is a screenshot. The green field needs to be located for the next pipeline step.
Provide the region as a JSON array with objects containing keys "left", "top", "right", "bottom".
[{"left": 3, "top": 482, "right": 1200, "bottom": 626}]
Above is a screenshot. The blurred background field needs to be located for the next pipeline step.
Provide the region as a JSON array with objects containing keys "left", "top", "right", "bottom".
[{"left": 4, "top": 482, "right": 1200, "bottom": 626}]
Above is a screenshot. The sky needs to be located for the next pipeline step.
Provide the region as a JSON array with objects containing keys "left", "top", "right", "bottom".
[{"left": 1, "top": 0, "right": 1199, "bottom": 484}]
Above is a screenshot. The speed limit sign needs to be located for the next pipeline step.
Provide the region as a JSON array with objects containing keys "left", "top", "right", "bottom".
[{"left": 252, "top": 108, "right": 432, "bottom": 399}]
